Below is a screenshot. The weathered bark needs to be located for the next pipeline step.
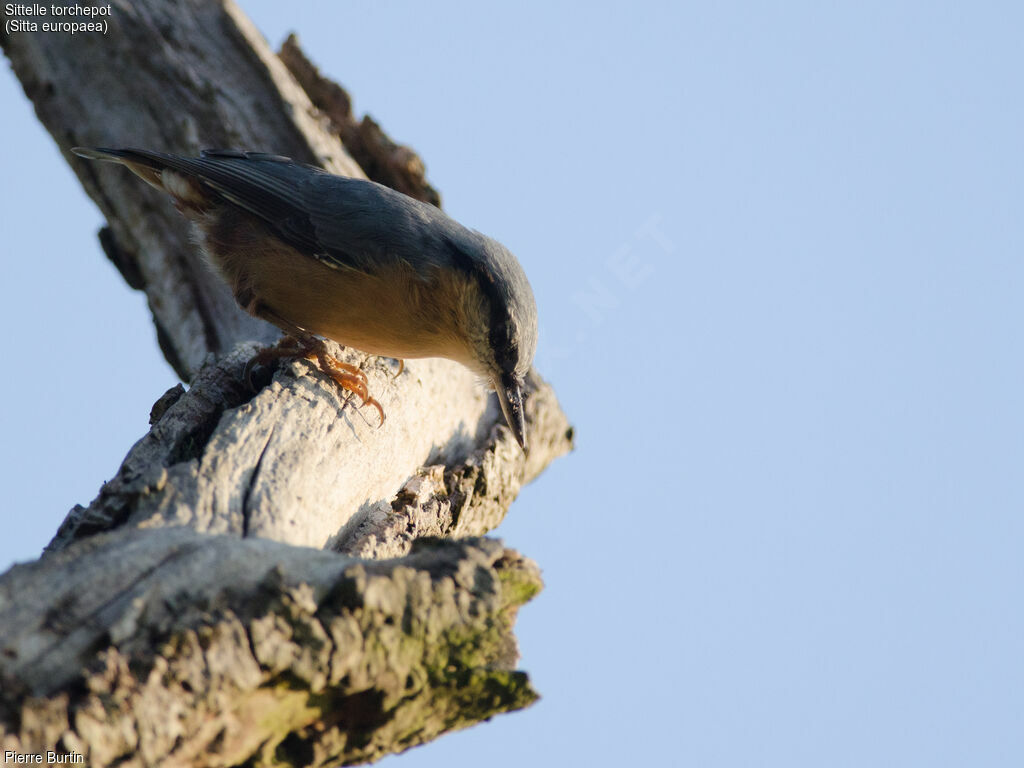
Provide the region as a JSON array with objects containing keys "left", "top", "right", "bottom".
[
  {"left": 0, "top": 0, "right": 572, "bottom": 763},
  {"left": 48, "top": 344, "right": 572, "bottom": 557},
  {"left": 0, "top": 529, "right": 540, "bottom": 767}
]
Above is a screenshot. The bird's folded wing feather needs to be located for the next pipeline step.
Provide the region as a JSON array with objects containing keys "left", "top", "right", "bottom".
[{"left": 119, "top": 149, "right": 461, "bottom": 278}]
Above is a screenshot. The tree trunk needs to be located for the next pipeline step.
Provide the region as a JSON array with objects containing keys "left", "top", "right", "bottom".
[{"left": 0, "top": 1, "right": 572, "bottom": 764}]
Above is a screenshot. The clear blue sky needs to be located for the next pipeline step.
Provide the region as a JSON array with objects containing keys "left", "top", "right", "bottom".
[{"left": 2, "top": 2, "right": 1022, "bottom": 765}]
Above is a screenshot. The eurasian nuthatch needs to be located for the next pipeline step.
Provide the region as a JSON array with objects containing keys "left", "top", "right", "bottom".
[{"left": 72, "top": 147, "right": 537, "bottom": 449}]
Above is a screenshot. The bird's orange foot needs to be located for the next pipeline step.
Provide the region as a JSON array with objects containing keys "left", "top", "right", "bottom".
[
  {"left": 245, "top": 335, "right": 385, "bottom": 425},
  {"left": 310, "top": 345, "right": 385, "bottom": 426},
  {"left": 244, "top": 336, "right": 304, "bottom": 389}
]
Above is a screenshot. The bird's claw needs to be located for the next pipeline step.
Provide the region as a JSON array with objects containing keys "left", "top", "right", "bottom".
[
  {"left": 245, "top": 335, "right": 385, "bottom": 426},
  {"left": 312, "top": 348, "right": 385, "bottom": 426},
  {"left": 244, "top": 337, "right": 304, "bottom": 390}
]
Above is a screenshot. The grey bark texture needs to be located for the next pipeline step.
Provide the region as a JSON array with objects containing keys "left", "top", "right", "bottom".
[
  {"left": 0, "top": 0, "right": 572, "bottom": 764},
  {"left": 0, "top": 529, "right": 541, "bottom": 767}
]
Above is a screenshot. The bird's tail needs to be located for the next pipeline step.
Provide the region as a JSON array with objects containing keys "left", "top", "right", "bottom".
[
  {"left": 72, "top": 147, "right": 208, "bottom": 208},
  {"left": 71, "top": 147, "right": 151, "bottom": 163}
]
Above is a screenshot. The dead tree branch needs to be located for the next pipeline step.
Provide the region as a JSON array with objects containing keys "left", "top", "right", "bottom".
[{"left": 0, "top": 529, "right": 540, "bottom": 766}]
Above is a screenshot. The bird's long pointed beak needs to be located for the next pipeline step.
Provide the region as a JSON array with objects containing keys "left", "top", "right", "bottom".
[{"left": 496, "top": 375, "right": 528, "bottom": 451}]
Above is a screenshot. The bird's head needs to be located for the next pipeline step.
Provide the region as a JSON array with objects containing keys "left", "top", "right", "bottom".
[{"left": 455, "top": 233, "right": 537, "bottom": 451}]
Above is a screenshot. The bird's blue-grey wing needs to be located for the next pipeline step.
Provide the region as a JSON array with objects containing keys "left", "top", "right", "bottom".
[
  {"left": 88, "top": 149, "right": 405, "bottom": 273},
  {"left": 300, "top": 173, "right": 465, "bottom": 277},
  {"left": 101, "top": 148, "right": 471, "bottom": 278}
]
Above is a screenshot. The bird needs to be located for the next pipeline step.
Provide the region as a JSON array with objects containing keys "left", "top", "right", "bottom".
[{"left": 72, "top": 147, "right": 537, "bottom": 450}]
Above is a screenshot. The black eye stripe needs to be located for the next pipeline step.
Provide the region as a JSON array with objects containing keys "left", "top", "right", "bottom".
[{"left": 445, "top": 236, "right": 518, "bottom": 374}]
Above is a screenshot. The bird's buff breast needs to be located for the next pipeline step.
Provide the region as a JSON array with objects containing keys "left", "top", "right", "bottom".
[{"left": 197, "top": 208, "right": 474, "bottom": 365}]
